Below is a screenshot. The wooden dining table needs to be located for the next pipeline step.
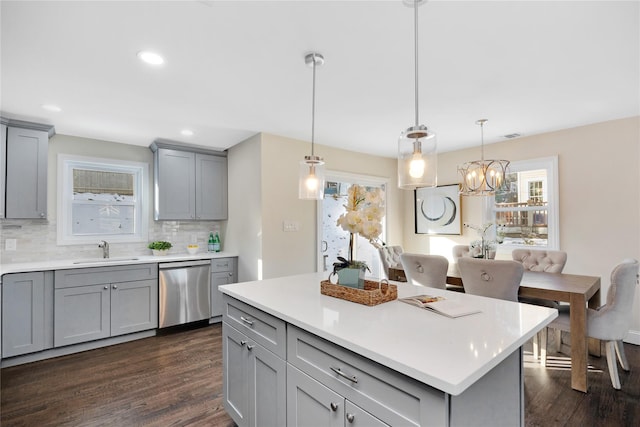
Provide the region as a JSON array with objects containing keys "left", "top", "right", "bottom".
[{"left": 447, "top": 265, "right": 601, "bottom": 393}]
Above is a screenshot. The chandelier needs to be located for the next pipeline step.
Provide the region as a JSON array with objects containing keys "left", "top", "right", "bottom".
[
  {"left": 397, "top": 0, "right": 437, "bottom": 190},
  {"left": 458, "top": 119, "right": 510, "bottom": 196},
  {"left": 298, "top": 52, "right": 326, "bottom": 200}
]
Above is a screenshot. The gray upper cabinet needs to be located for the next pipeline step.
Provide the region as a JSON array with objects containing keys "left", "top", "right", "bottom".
[
  {"left": 151, "top": 140, "right": 228, "bottom": 221},
  {"left": 1, "top": 118, "right": 55, "bottom": 219}
]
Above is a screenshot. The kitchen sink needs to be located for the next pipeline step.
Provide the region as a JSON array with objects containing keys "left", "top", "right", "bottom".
[{"left": 73, "top": 257, "right": 140, "bottom": 265}]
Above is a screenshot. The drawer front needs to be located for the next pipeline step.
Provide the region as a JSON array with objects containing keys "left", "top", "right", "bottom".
[
  {"left": 223, "top": 295, "right": 286, "bottom": 358},
  {"left": 54, "top": 263, "right": 158, "bottom": 288},
  {"left": 287, "top": 326, "right": 446, "bottom": 427},
  {"left": 211, "top": 257, "right": 235, "bottom": 273}
]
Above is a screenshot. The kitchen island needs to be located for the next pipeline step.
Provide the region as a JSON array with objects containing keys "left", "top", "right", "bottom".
[{"left": 220, "top": 272, "right": 557, "bottom": 427}]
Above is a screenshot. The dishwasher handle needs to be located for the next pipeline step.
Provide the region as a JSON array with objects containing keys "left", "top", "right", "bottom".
[{"left": 159, "top": 260, "right": 211, "bottom": 269}]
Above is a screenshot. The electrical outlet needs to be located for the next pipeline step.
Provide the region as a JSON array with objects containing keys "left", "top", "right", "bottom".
[
  {"left": 283, "top": 220, "right": 300, "bottom": 232},
  {"left": 5, "top": 239, "right": 17, "bottom": 251}
]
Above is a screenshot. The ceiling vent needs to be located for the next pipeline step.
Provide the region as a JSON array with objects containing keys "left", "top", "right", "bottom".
[{"left": 502, "top": 133, "right": 522, "bottom": 139}]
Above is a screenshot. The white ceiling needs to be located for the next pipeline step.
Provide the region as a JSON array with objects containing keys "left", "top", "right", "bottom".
[{"left": 1, "top": 1, "right": 638, "bottom": 158}]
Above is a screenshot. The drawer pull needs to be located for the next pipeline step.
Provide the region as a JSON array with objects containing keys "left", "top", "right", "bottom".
[
  {"left": 346, "top": 413, "right": 355, "bottom": 423},
  {"left": 240, "top": 316, "right": 254, "bottom": 326},
  {"left": 330, "top": 366, "right": 358, "bottom": 384},
  {"left": 330, "top": 402, "right": 339, "bottom": 412}
]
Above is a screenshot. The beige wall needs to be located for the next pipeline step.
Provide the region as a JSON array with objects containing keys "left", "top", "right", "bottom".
[
  {"left": 227, "top": 133, "right": 400, "bottom": 281},
  {"left": 403, "top": 116, "right": 640, "bottom": 343},
  {"left": 226, "top": 134, "right": 262, "bottom": 282}
]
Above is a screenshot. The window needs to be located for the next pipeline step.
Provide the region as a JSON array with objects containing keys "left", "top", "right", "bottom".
[
  {"left": 58, "top": 155, "right": 149, "bottom": 245},
  {"left": 493, "top": 156, "right": 559, "bottom": 251}
]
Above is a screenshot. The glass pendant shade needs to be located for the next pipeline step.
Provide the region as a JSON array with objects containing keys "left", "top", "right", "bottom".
[
  {"left": 298, "top": 156, "right": 325, "bottom": 200},
  {"left": 398, "top": 129, "right": 437, "bottom": 189}
]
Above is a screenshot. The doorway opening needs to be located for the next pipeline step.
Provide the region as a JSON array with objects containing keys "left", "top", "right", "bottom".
[{"left": 317, "top": 172, "right": 387, "bottom": 278}]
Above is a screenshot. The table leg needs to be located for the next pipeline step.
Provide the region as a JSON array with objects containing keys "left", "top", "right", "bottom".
[
  {"left": 588, "top": 288, "right": 601, "bottom": 357},
  {"left": 569, "top": 293, "right": 588, "bottom": 392}
]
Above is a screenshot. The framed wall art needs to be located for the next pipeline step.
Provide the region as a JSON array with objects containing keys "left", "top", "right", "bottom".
[{"left": 415, "top": 184, "right": 461, "bottom": 235}]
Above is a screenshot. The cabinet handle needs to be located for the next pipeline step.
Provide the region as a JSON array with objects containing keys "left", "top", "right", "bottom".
[
  {"left": 39, "top": 212, "right": 46, "bottom": 218},
  {"left": 112, "top": 285, "right": 118, "bottom": 289},
  {"left": 240, "top": 316, "right": 254, "bottom": 326},
  {"left": 330, "top": 367, "right": 358, "bottom": 384},
  {"left": 247, "top": 344, "right": 254, "bottom": 351},
  {"left": 240, "top": 340, "right": 247, "bottom": 346},
  {"left": 103, "top": 286, "right": 109, "bottom": 290},
  {"left": 346, "top": 413, "right": 355, "bottom": 423},
  {"left": 330, "top": 402, "right": 339, "bottom": 412},
  {"left": 228, "top": 273, "right": 233, "bottom": 277}
]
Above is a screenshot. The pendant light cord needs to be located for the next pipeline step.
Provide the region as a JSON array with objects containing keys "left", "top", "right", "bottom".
[
  {"left": 311, "top": 54, "right": 317, "bottom": 156},
  {"left": 414, "top": 0, "right": 419, "bottom": 127}
]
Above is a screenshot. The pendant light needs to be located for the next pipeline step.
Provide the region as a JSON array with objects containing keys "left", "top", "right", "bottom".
[
  {"left": 457, "top": 119, "right": 510, "bottom": 196},
  {"left": 398, "top": 0, "right": 437, "bottom": 190},
  {"left": 299, "top": 52, "right": 326, "bottom": 200}
]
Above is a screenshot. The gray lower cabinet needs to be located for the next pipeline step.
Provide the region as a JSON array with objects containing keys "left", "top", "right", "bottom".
[
  {"left": 1, "top": 123, "right": 6, "bottom": 219},
  {"left": 4, "top": 126, "right": 49, "bottom": 219},
  {"left": 223, "top": 296, "right": 287, "bottom": 427},
  {"left": 152, "top": 144, "right": 228, "bottom": 221},
  {"left": 54, "top": 264, "right": 158, "bottom": 347},
  {"left": 1, "top": 271, "right": 54, "bottom": 358},
  {"left": 223, "top": 296, "right": 524, "bottom": 426},
  {"left": 287, "top": 365, "right": 389, "bottom": 427},
  {"left": 211, "top": 257, "right": 237, "bottom": 318}
]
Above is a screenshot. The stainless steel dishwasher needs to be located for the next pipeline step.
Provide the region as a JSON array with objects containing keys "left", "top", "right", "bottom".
[{"left": 159, "top": 260, "right": 211, "bottom": 328}]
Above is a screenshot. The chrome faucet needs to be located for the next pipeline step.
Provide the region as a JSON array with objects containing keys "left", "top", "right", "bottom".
[{"left": 98, "top": 240, "right": 110, "bottom": 258}]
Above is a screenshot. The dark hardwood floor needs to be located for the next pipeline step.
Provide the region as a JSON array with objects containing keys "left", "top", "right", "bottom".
[{"left": 1, "top": 323, "right": 638, "bottom": 426}]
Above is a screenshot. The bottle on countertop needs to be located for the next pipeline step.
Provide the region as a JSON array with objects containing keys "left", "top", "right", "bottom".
[
  {"left": 213, "top": 232, "right": 221, "bottom": 252},
  {"left": 208, "top": 232, "right": 215, "bottom": 252}
]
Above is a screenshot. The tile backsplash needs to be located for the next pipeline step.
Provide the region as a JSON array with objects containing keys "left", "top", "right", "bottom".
[{"left": 0, "top": 219, "right": 224, "bottom": 264}]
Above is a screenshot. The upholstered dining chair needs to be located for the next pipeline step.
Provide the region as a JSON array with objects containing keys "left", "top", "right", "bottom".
[
  {"left": 452, "top": 245, "right": 471, "bottom": 259},
  {"left": 399, "top": 253, "right": 448, "bottom": 290},
  {"left": 512, "top": 248, "right": 568, "bottom": 363},
  {"left": 377, "top": 245, "right": 403, "bottom": 279},
  {"left": 511, "top": 249, "right": 567, "bottom": 273},
  {"left": 544, "top": 259, "right": 639, "bottom": 389},
  {"left": 457, "top": 258, "right": 524, "bottom": 302}
]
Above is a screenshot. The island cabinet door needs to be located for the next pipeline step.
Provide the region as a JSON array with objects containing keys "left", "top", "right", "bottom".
[
  {"left": 223, "top": 323, "right": 250, "bottom": 427},
  {"left": 54, "top": 284, "right": 110, "bottom": 347},
  {"left": 110, "top": 279, "right": 158, "bottom": 336},
  {"left": 287, "top": 364, "right": 344, "bottom": 427},
  {"left": 248, "top": 340, "right": 286, "bottom": 427},
  {"left": 344, "top": 401, "right": 390, "bottom": 427}
]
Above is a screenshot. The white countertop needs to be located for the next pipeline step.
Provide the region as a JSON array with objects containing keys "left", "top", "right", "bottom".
[
  {"left": 0, "top": 251, "right": 238, "bottom": 276},
  {"left": 220, "top": 272, "right": 557, "bottom": 396}
]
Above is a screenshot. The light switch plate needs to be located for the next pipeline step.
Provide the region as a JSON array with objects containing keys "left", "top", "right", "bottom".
[
  {"left": 5, "top": 238, "right": 17, "bottom": 251},
  {"left": 283, "top": 220, "right": 300, "bottom": 232}
]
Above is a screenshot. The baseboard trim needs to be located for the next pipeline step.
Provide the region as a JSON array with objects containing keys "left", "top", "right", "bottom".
[
  {"left": 1, "top": 330, "right": 156, "bottom": 368},
  {"left": 624, "top": 329, "right": 640, "bottom": 345}
]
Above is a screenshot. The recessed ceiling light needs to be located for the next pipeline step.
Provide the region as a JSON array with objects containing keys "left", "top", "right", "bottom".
[
  {"left": 41, "top": 104, "right": 62, "bottom": 112},
  {"left": 181, "top": 129, "right": 194, "bottom": 136},
  {"left": 137, "top": 51, "right": 164, "bottom": 66}
]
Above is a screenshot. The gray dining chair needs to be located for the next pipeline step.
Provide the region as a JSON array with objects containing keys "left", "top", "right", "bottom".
[
  {"left": 457, "top": 257, "right": 524, "bottom": 302},
  {"left": 512, "top": 248, "right": 568, "bottom": 363},
  {"left": 399, "top": 253, "right": 448, "bottom": 289},
  {"left": 377, "top": 245, "right": 403, "bottom": 279},
  {"left": 544, "top": 259, "right": 639, "bottom": 389}
]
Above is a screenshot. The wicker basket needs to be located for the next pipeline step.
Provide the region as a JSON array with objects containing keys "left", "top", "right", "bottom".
[{"left": 320, "top": 279, "right": 398, "bottom": 306}]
